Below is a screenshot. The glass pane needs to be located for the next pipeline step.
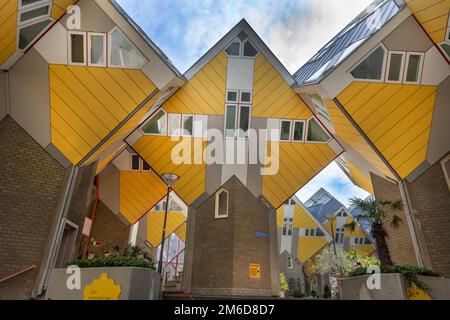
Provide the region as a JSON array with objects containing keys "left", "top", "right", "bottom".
[
  {"left": 406, "top": 54, "right": 421, "bottom": 82},
  {"left": 225, "top": 105, "right": 236, "bottom": 138},
  {"left": 131, "top": 155, "right": 140, "bottom": 170},
  {"left": 225, "top": 41, "right": 240, "bottom": 56},
  {"left": 293, "top": 121, "right": 304, "bottom": 141},
  {"left": 441, "top": 43, "right": 450, "bottom": 58},
  {"left": 142, "top": 161, "right": 151, "bottom": 171},
  {"left": 90, "top": 35, "right": 104, "bottom": 65},
  {"left": 240, "top": 91, "right": 251, "bottom": 103},
  {"left": 307, "top": 118, "right": 329, "bottom": 142},
  {"left": 21, "top": 0, "right": 42, "bottom": 6},
  {"left": 227, "top": 91, "right": 237, "bottom": 102},
  {"left": 168, "top": 114, "right": 181, "bottom": 136},
  {"left": 110, "top": 29, "right": 146, "bottom": 67},
  {"left": 19, "top": 19, "right": 51, "bottom": 50},
  {"left": 238, "top": 106, "right": 250, "bottom": 138},
  {"left": 243, "top": 41, "right": 258, "bottom": 57},
  {"left": 183, "top": 116, "right": 193, "bottom": 136},
  {"left": 218, "top": 191, "right": 228, "bottom": 216},
  {"left": 20, "top": 5, "right": 49, "bottom": 22},
  {"left": 388, "top": 53, "right": 403, "bottom": 81},
  {"left": 141, "top": 110, "right": 166, "bottom": 134},
  {"left": 70, "top": 33, "right": 84, "bottom": 63},
  {"left": 351, "top": 46, "right": 385, "bottom": 80},
  {"left": 280, "top": 121, "right": 291, "bottom": 141}
]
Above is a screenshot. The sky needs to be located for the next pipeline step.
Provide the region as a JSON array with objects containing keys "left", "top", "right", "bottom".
[{"left": 117, "top": 0, "right": 372, "bottom": 206}]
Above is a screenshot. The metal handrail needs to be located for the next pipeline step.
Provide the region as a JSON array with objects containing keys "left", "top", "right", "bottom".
[{"left": 0, "top": 265, "right": 37, "bottom": 283}]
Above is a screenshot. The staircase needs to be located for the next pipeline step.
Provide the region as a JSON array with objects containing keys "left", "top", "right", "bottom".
[{"left": 162, "top": 272, "right": 193, "bottom": 300}]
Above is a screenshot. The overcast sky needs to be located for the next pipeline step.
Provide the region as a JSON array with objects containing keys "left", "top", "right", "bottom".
[{"left": 117, "top": 0, "right": 372, "bottom": 206}]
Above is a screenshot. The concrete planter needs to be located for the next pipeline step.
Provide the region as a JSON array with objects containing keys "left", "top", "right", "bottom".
[
  {"left": 45, "top": 267, "right": 161, "bottom": 300},
  {"left": 341, "top": 274, "right": 450, "bottom": 300}
]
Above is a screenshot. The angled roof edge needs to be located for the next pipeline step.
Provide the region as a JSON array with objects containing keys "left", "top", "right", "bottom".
[
  {"left": 184, "top": 19, "right": 295, "bottom": 86},
  {"left": 109, "top": 0, "right": 183, "bottom": 79},
  {"left": 292, "top": 196, "right": 333, "bottom": 242},
  {"left": 293, "top": 0, "right": 407, "bottom": 87}
]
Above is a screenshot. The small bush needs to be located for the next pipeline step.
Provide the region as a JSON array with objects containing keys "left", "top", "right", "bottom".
[
  {"left": 69, "top": 256, "right": 156, "bottom": 270},
  {"left": 279, "top": 273, "right": 289, "bottom": 292}
]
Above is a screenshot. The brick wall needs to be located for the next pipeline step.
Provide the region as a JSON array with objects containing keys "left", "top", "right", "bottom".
[
  {"left": 87, "top": 201, "right": 130, "bottom": 257},
  {"left": 406, "top": 158, "right": 450, "bottom": 277},
  {"left": 0, "top": 117, "right": 66, "bottom": 299},
  {"left": 370, "top": 173, "right": 418, "bottom": 266},
  {"left": 191, "top": 176, "right": 273, "bottom": 297}
]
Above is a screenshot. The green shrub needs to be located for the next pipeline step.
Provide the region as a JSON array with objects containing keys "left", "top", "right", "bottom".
[
  {"left": 69, "top": 256, "right": 156, "bottom": 270},
  {"left": 279, "top": 273, "right": 289, "bottom": 292}
]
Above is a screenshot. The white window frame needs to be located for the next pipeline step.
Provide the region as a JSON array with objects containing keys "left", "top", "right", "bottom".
[
  {"left": 168, "top": 113, "right": 182, "bottom": 137},
  {"left": 68, "top": 31, "right": 87, "bottom": 66},
  {"left": 403, "top": 52, "right": 424, "bottom": 85},
  {"left": 215, "top": 188, "right": 229, "bottom": 219},
  {"left": 287, "top": 256, "right": 293, "bottom": 269},
  {"left": 240, "top": 90, "right": 252, "bottom": 104},
  {"left": 87, "top": 32, "right": 107, "bottom": 67},
  {"left": 181, "top": 114, "right": 195, "bottom": 137},
  {"left": 385, "top": 51, "right": 406, "bottom": 84},
  {"left": 107, "top": 26, "right": 147, "bottom": 69},
  {"left": 130, "top": 154, "right": 141, "bottom": 171},
  {"left": 140, "top": 109, "right": 168, "bottom": 136},
  {"left": 306, "top": 116, "right": 331, "bottom": 144},
  {"left": 224, "top": 39, "right": 242, "bottom": 57},
  {"left": 242, "top": 39, "right": 260, "bottom": 58},
  {"left": 441, "top": 154, "right": 450, "bottom": 192},
  {"left": 291, "top": 120, "right": 306, "bottom": 143},
  {"left": 226, "top": 90, "right": 239, "bottom": 103},
  {"left": 348, "top": 43, "right": 388, "bottom": 83},
  {"left": 18, "top": 0, "right": 52, "bottom": 26},
  {"left": 280, "top": 120, "right": 292, "bottom": 142}
]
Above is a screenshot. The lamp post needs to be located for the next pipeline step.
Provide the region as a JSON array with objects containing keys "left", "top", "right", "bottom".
[{"left": 157, "top": 173, "right": 179, "bottom": 275}]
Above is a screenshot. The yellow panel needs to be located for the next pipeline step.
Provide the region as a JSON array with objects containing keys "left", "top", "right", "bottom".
[
  {"left": 146, "top": 211, "right": 186, "bottom": 247},
  {"left": 405, "top": 0, "right": 450, "bottom": 43},
  {"left": 175, "top": 223, "right": 187, "bottom": 243},
  {"left": 0, "top": 0, "right": 17, "bottom": 66},
  {"left": 95, "top": 150, "right": 116, "bottom": 175},
  {"left": 353, "top": 244, "right": 376, "bottom": 257},
  {"left": 296, "top": 205, "right": 320, "bottom": 229},
  {"left": 119, "top": 171, "right": 168, "bottom": 224},
  {"left": 133, "top": 136, "right": 206, "bottom": 205},
  {"left": 347, "top": 161, "right": 374, "bottom": 194},
  {"left": 276, "top": 207, "right": 284, "bottom": 228},
  {"left": 253, "top": 55, "right": 313, "bottom": 119},
  {"left": 337, "top": 83, "right": 437, "bottom": 179},
  {"left": 50, "top": 65, "right": 156, "bottom": 164},
  {"left": 51, "top": 0, "right": 76, "bottom": 19},
  {"left": 164, "top": 52, "right": 226, "bottom": 115},
  {"left": 262, "top": 142, "right": 337, "bottom": 209},
  {"left": 297, "top": 237, "right": 328, "bottom": 264},
  {"left": 327, "top": 99, "right": 394, "bottom": 180}
]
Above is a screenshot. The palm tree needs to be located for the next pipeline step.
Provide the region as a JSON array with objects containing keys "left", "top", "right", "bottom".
[{"left": 344, "top": 197, "right": 403, "bottom": 266}]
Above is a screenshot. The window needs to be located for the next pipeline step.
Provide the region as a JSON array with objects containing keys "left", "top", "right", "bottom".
[
  {"left": 109, "top": 27, "right": 146, "bottom": 68},
  {"left": 224, "top": 90, "right": 252, "bottom": 139},
  {"left": 225, "top": 105, "right": 237, "bottom": 138},
  {"left": 88, "top": 33, "right": 106, "bottom": 67},
  {"left": 131, "top": 154, "right": 140, "bottom": 171},
  {"left": 335, "top": 228, "right": 344, "bottom": 244},
  {"left": 306, "top": 117, "right": 330, "bottom": 143},
  {"left": 283, "top": 218, "right": 293, "bottom": 236},
  {"left": 315, "top": 228, "right": 324, "bottom": 237},
  {"left": 404, "top": 52, "right": 423, "bottom": 84},
  {"left": 168, "top": 114, "right": 181, "bottom": 137},
  {"left": 243, "top": 40, "right": 258, "bottom": 57},
  {"left": 141, "top": 110, "right": 167, "bottom": 135},
  {"left": 441, "top": 43, "right": 450, "bottom": 59},
  {"left": 280, "top": 120, "right": 291, "bottom": 141},
  {"left": 290, "top": 199, "right": 296, "bottom": 205},
  {"left": 142, "top": 161, "right": 151, "bottom": 171},
  {"left": 182, "top": 115, "right": 194, "bottom": 137},
  {"left": 18, "top": 19, "right": 52, "bottom": 50},
  {"left": 364, "top": 238, "right": 371, "bottom": 245},
  {"left": 225, "top": 40, "right": 240, "bottom": 56},
  {"left": 309, "top": 94, "right": 331, "bottom": 122},
  {"left": 68, "top": 31, "right": 86, "bottom": 65},
  {"left": 351, "top": 45, "right": 386, "bottom": 81},
  {"left": 292, "top": 121, "right": 305, "bottom": 142},
  {"left": 287, "top": 256, "right": 293, "bottom": 269},
  {"left": 215, "top": 189, "right": 229, "bottom": 219},
  {"left": 386, "top": 52, "right": 405, "bottom": 83},
  {"left": 20, "top": 4, "right": 50, "bottom": 24}
]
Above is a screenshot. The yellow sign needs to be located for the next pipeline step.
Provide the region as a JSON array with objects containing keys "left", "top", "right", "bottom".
[
  {"left": 83, "top": 273, "right": 122, "bottom": 300},
  {"left": 249, "top": 264, "right": 261, "bottom": 278}
]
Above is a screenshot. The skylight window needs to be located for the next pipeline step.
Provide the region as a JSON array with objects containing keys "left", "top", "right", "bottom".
[
  {"left": 306, "top": 117, "right": 330, "bottom": 143},
  {"left": 109, "top": 27, "right": 146, "bottom": 68},
  {"left": 19, "top": 19, "right": 52, "bottom": 50},
  {"left": 243, "top": 40, "right": 258, "bottom": 57},
  {"left": 141, "top": 110, "right": 167, "bottom": 135},
  {"left": 225, "top": 41, "right": 240, "bottom": 56},
  {"left": 224, "top": 38, "right": 259, "bottom": 58},
  {"left": 20, "top": 5, "right": 50, "bottom": 23},
  {"left": 351, "top": 45, "right": 386, "bottom": 81}
]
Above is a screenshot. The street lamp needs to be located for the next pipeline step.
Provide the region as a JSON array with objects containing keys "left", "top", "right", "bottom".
[{"left": 157, "top": 173, "right": 179, "bottom": 275}]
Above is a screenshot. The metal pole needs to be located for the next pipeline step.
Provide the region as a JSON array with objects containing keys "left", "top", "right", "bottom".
[{"left": 157, "top": 189, "right": 171, "bottom": 274}]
